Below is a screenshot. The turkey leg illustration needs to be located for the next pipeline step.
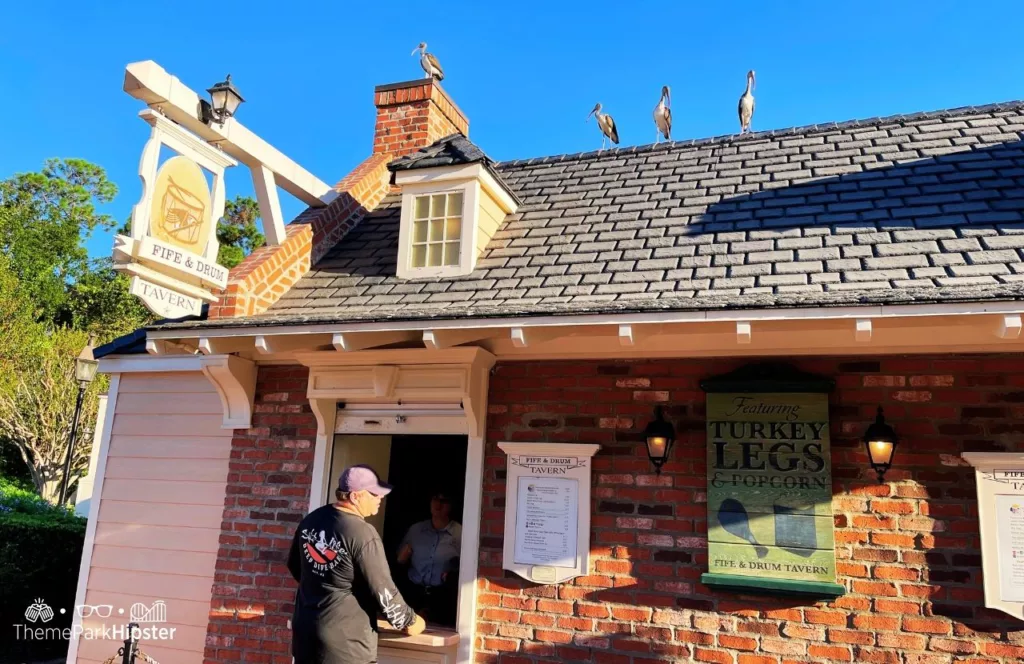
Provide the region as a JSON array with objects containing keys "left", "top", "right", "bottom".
[{"left": 718, "top": 498, "right": 768, "bottom": 558}]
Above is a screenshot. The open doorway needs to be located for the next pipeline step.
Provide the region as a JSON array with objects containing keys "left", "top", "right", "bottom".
[{"left": 329, "top": 433, "right": 468, "bottom": 628}]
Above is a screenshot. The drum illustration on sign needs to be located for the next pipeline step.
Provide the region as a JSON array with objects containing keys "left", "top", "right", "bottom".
[{"left": 149, "top": 156, "right": 213, "bottom": 252}]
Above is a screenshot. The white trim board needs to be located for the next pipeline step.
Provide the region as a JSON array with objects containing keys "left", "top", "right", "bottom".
[
  {"left": 147, "top": 300, "right": 1024, "bottom": 341},
  {"left": 66, "top": 375, "right": 120, "bottom": 664}
]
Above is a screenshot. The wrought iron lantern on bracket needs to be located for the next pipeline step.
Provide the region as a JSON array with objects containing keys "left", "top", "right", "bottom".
[
  {"left": 200, "top": 75, "right": 245, "bottom": 126},
  {"left": 863, "top": 406, "right": 898, "bottom": 483},
  {"left": 643, "top": 405, "right": 676, "bottom": 474}
]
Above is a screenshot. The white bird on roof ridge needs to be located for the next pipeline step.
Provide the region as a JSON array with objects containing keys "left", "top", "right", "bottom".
[
  {"left": 654, "top": 86, "right": 672, "bottom": 143},
  {"left": 587, "top": 103, "right": 619, "bottom": 152},
  {"left": 738, "top": 70, "right": 756, "bottom": 134},
  {"left": 412, "top": 42, "right": 444, "bottom": 81}
]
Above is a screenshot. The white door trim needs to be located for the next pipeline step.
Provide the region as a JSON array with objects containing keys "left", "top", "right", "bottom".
[{"left": 313, "top": 412, "right": 486, "bottom": 664}]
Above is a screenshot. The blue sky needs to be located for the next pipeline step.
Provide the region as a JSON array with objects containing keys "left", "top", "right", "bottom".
[{"left": 2, "top": 0, "right": 1023, "bottom": 260}]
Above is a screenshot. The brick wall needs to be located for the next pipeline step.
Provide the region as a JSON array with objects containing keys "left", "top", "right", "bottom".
[
  {"left": 480, "top": 356, "right": 1024, "bottom": 664},
  {"left": 204, "top": 365, "right": 316, "bottom": 664},
  {"left": 373, "top": 79, "right": 469, "bottom": 157}
]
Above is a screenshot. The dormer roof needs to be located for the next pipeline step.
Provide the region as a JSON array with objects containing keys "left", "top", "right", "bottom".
[{"left": 389, "top": 133, "right": 522, "bottom": 206}]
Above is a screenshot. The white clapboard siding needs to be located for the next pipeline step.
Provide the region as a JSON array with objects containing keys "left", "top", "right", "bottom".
[{"left": 75, "top": 372, "right": 233, "bottom": 664}]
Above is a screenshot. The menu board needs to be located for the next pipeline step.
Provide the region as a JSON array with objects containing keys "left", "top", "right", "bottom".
[
  {"left": 513, "top": 476, "right": 578, "bottom": 567},
  {"left": 996, "top": 494, "right": 1024, "bottom": 602}
]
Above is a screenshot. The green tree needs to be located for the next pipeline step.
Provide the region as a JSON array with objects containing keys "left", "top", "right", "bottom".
[
  {"left": 0, "top": 328, "right": 101, "bottom": 502},
  {"left": 217, "top": 195, "right": 265, "bottom": 269},
  {"left": 0, "top": 159, "right": 117, "bottom": 324},
  {"left": 61, "top": 258, "right": 152, "bottom": 340}
]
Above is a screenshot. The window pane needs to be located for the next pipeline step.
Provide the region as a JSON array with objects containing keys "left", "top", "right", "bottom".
[
  {"left": 413, "top": 220, "right": 428, "bottom": 243},
  {"left": 431, "top": 194, "right": 446, "bottom": 218},
  {"left": 411, "top": 245, "right": 426, "bottom": 268},
  {"left": 445, "top": 217, "right": 462, "bottom": 240},
  {"left": 447, "top": 192, "right": 463, "bottom": 216},
  {"left": 429, "top": 219, "right": 444, "bottom": 242},
  {"left": 444, "top": 242, "right": 460, "bottom": 266},
  {"left": 428, "top": 243, "right": 442, "bottom": 266},
  {"left": 414, "top": 196, "right": 430, "bottom": 220}
]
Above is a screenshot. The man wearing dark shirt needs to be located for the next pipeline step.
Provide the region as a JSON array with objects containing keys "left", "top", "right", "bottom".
[{"left": 288, "top": 465, "right": 425, "bottom": 664}]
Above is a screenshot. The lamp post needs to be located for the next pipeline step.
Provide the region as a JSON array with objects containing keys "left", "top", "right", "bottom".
[
  {"left": 200, "top": 75, "right": 245, "bottom": 125},
  {"left": 643, "top": 406, "right": 676, "bottom": 474},
  {"left": 863, "top": 406, "right": 898, "bottom": 483},
  {"left": 58, "top": 339, "right": 99, "bottom": 506}
]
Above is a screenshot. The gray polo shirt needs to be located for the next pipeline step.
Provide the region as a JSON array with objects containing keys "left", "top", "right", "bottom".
[{"left": 401, "top": 519, "right": 462, "bottom": 587}]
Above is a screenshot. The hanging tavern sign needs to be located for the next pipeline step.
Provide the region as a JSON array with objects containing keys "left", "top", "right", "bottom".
[
  {"left": 701, "top": 364, "right": 845, "bottom": 598},
  {"left": 113, "top": 109, "right": 237, "bottom": 319}
]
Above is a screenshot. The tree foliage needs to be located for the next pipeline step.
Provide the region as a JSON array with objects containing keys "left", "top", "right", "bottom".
[
  {"left": 0, "top": 159, "right": 118, "bottom": 325},
  {"left": 218, "top": 195, "right": 265, "bottom": 269},
  {"left": 0, "top": 328, "right": 101, "bottom": 502}
]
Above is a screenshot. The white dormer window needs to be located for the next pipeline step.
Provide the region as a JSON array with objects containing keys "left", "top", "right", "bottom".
[
  {"left": 395, "top": 162, "right": 518, "bottom": 280},
  {"left": 411, "top": 192, "right": 464, "bottom": 268}
]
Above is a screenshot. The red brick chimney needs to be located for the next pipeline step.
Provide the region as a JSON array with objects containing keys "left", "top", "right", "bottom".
[{"left": 373, "top": 79, "right": 469, "bottom": 157}]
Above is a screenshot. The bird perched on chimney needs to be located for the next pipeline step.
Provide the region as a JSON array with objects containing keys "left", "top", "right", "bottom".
[
  {"left": 587, "top": 103, "right": 619, "bottom": 152},
  {"left": 738, "top": 70, "right": 756, "bottom": 134},
  {"left": 412, "top": 43, "right": 444, "bottom": 81},
  {"left": 654, "top": 86, "right": 671, "bottom": 143}
]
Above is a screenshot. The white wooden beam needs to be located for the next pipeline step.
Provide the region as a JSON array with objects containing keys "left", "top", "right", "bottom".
[
  {"left": 736, "top": 321, "right": 752, "bottom": 345},
  {"left": 998, "top": 314, "right": 1022, "bottom": 339},
  {"left": 197, "top": 337, "right": 253, "bottom": 355},
  {"left": 254, "top": 335, "right": 330, "bottom": 355},
  {"left": 332, "top": 331, "right": 418, "bottom": 352},
  {"left": 616, "top": 323, "right": 663, "bottom": 347},
  {"left": 146, "top": 339, "right": 170, "bottom": 355},
  {"left": 855, "top": 318, "right": 873, "bottom": 342},
  {"left": 123, "top": 60, "right": 335, "bottom": 208},
  {"left": 422, "top": 329, "right": 492, "bottom": 350},
  {"left": 510, "top": 327, "right": 562, "bottom": 348},
  {"left": 251, "top": 164, "right": 286, "bottom": 246}
]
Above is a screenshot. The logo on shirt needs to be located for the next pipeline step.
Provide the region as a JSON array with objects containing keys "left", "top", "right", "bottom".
[{"left": 301, "top": 529, "right": 348, "bottom": 575}]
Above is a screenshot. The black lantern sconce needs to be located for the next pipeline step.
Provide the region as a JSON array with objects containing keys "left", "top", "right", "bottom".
[
  {"left": 863, "top": 406, "right": 898, "bottom": 483},
  {"left": 200, "top": 75, "right": 245, "bottom": 126},
  {"left": 643, "top": 406, "right": 676, "bottom": 474}
]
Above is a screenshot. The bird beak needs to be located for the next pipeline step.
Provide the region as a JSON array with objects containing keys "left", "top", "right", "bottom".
[
  {"left": 411, "top": 47, "right": 419, "bottom": 56},
  {"left": 586, "top": 110, "right": 594, "bottom": 122}
]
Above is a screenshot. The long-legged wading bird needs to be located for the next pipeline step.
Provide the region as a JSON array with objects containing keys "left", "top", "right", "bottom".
[
  {"left": 738, "top": 70, "right": 756, "bottom": 134},
  {"left": 587, "top": 103, "right": 619, "bottom": 151},
  {"left": 412, "top": 43, "right": 444, "bottom": 81},
  {"left": 654, "top": 85, "right": 671, "bottom": 143}
]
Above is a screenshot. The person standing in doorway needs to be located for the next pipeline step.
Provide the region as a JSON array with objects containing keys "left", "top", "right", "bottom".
[
  {"left": 288, "top": 464, "right": 425, "bottom": 664},
  {"left": 396, "top": 489, "right": 462, "bottom": 625}
]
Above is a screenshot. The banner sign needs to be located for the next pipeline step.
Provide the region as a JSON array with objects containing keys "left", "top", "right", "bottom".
[{"left": 701, "top": 364, "right": 844, "bottom": 597}]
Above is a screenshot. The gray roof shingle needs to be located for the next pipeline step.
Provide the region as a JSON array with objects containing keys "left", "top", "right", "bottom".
[{"left": 161, "top": 101, "right": 1024, "bottom": 330}]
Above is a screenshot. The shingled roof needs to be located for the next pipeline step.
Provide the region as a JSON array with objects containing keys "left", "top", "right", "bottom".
[
  {"left": 162, "top": 101, "right": 1024, "bottom": 330},
  {"left": 389, "top": 133, "right": 491, "bottom": 171}
]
